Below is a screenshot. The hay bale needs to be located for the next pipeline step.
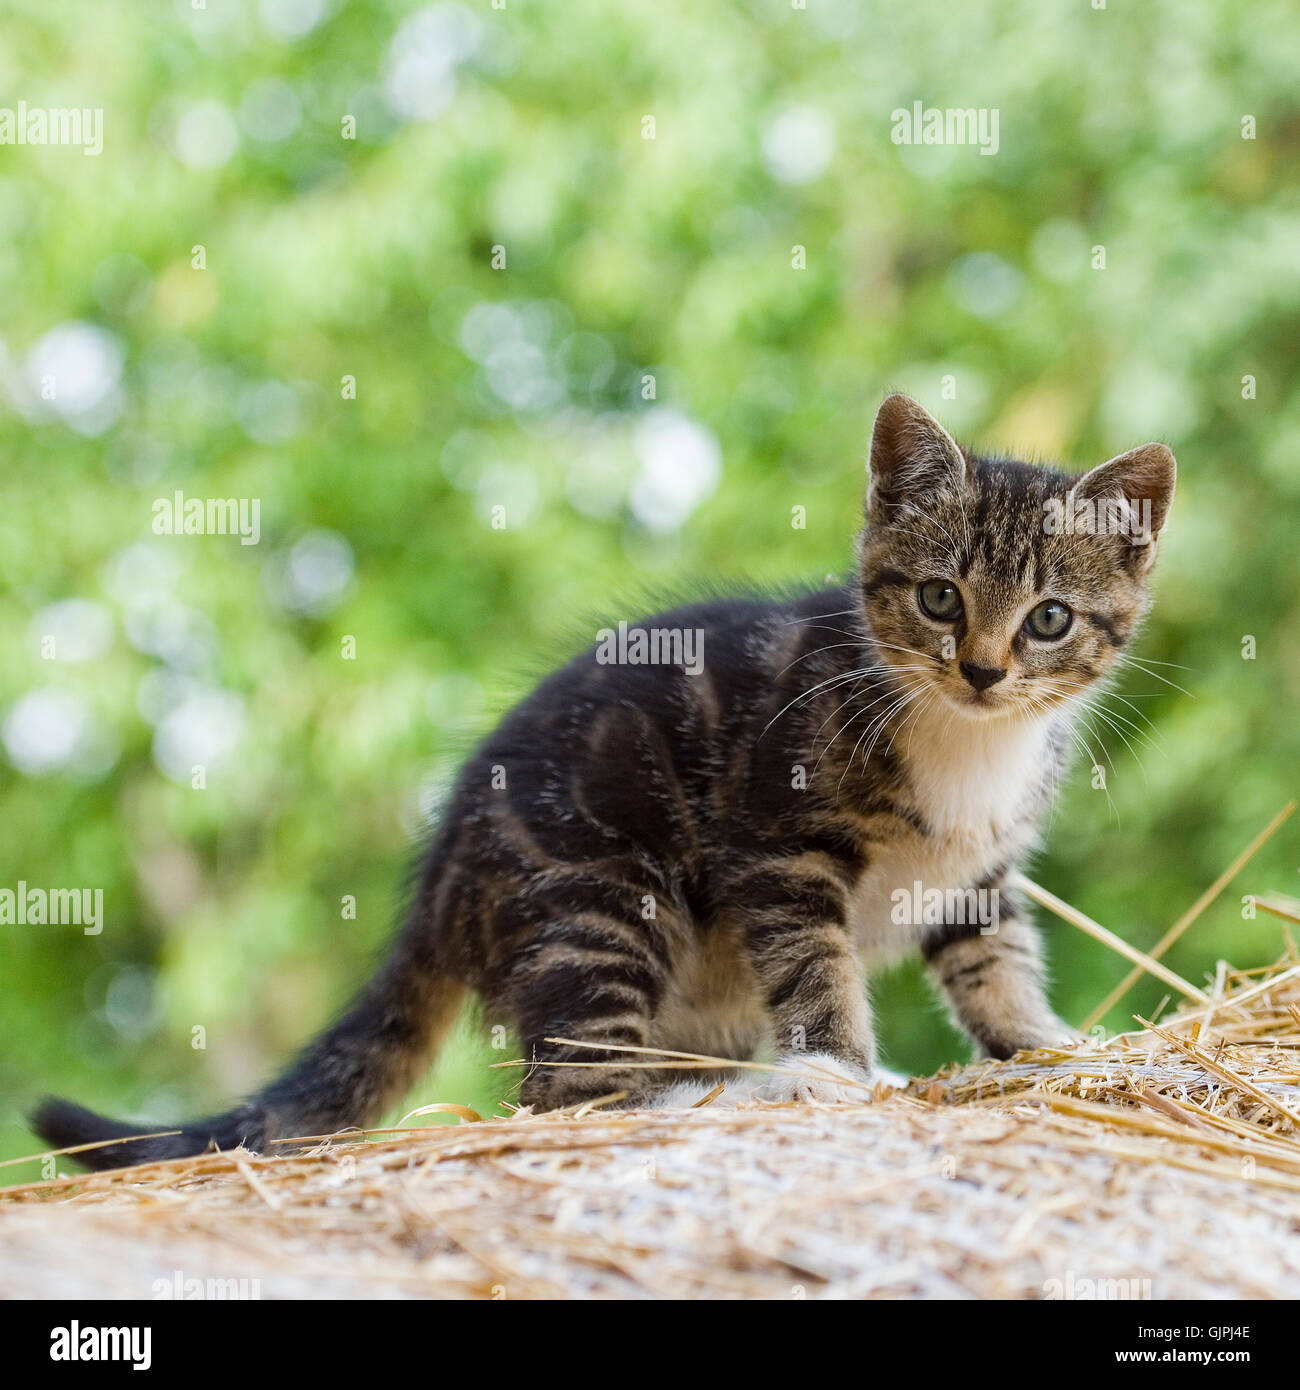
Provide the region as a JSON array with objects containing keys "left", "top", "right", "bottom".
[{"left": 5, "top": 951, "right": 1300, "bottom": 1300}]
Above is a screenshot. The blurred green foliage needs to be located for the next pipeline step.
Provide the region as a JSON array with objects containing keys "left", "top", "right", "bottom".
[{"left": 3, "top": 0, "right": 1299, "bottom": 1175}]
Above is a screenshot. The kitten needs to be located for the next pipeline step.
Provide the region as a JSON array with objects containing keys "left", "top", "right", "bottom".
[{"left": 33, "top": 394, "right": 1176, "bottom": 1167}]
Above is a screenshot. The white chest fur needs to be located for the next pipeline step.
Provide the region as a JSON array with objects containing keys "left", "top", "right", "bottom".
[{"left": 848, "top": 704, "right": 1060, "bottom": 960}]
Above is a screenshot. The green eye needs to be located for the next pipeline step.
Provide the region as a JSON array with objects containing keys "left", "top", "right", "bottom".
[
  {"left": 918, "top": 580, "right": 963, "bottom": 621},
  {"left": 1026, "top": 600, "right": 1072, "bottom": 640}
]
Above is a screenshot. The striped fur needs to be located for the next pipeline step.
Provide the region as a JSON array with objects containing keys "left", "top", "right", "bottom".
[{"left": 33, "top": 395, "right": 1176, "bottom": 1166}]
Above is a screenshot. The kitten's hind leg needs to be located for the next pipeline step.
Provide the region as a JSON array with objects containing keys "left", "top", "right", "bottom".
[
  {"left": 502, "top": 897, "right": 672, "bottom": 1112},
  {"left": 518, "top": 1025, "right": 661, "bottom": 1111}
]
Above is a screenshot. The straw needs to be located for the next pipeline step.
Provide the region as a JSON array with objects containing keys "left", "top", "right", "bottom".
[
  {"left": 1255, "top": 894, "right": 1300, "bottom": 928},
  {"left": 1081, "top": 801, "right": 1295, "bottom": 1029},
  {"left": 1013, "top": 874, "right": 1207, "bottom": 1003},
  {"left": 4, "top": 880, "right": 1300, "bottom": 1299}
]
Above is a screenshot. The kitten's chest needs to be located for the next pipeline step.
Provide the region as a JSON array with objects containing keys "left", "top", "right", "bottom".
[{"left": 848, "top": 712, "right": 1056, "bottom": 957}]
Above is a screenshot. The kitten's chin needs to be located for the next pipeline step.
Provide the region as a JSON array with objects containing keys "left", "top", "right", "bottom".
[
  {"left": 946, "top": 695, "right": 1015, "bottom": 722},
  {"left": 937, "top": 686, "right": 1035, "bottom": 723}
]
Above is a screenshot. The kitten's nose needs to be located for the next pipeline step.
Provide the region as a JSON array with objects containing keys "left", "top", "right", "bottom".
[{"left": 960, "top": 661, "right": 1007, "bottom": 692}]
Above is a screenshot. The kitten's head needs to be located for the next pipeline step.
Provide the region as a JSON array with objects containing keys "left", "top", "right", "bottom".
[{"left": 858, "top": 394, "right": 1176, "bottom": 721}]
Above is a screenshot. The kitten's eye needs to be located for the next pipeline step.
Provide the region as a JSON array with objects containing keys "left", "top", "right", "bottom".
[
  {"left": 1026, "top": 600, "right": 1072, "bottom": 640},
  {"left": 918, "top": 580, "right": 963, "bottom": 621}
]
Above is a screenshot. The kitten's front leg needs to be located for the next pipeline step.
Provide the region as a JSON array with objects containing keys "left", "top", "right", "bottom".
[
  {"left": 728, "top": 858, "right": 876, "bottom": 1103},
  {"left": 923, "top": 885, "right": 1079, "bottom": 1059}
]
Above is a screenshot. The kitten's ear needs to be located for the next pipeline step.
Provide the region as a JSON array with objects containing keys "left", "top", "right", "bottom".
[
  {"left": 1071, "top": 443, "right": 1177, "bottom": 559},
  {"left": 867, "top": 394, "right": 966, "bottom": 520}
]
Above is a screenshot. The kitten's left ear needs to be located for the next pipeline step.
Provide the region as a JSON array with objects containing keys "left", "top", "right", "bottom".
[{"left": 1072, "top": 442, "right": 1177, "bottom": 560}]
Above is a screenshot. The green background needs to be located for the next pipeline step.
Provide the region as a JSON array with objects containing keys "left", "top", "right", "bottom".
[{"left": 3, "top": 0, "right": 1299, "bottom": 1176}]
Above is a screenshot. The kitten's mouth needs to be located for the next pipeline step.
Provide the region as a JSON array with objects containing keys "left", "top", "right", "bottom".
[
  {"left": 879, "top": 659, "right": 1041, "bottom": 722},
  {"left": 954, "top": 688, "right": 1009, "bottom": 716},
  {"left": 932, "top": 680, "right": 1019, "bottom": 720},
  {"left": 879, "top": 660, "right": 1017, "bottom": 720},
  {"left": 944, "top": 680, "right": 1073, "bottom": 722}
]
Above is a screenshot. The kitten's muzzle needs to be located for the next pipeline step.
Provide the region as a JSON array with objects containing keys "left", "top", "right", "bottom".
[{"left": 959, "top": 661, "right": 1007, "bottom": 692}]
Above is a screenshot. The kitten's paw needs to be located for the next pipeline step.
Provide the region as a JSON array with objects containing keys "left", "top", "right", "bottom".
[
  {"left": 760, "top": 1052, "right": 875, "bottom": 1105},
  {"left": 1029, "top": 1017, "right": 1087, "bottom": 1051},
  {"left": 984, "top": 1017, "right": 1085, "bottom": 1057},
  {"left": 645, "top": 1079, "right": 744, "bottom": 1110},
  {"left": 871, "top": 1062, "right": 910, "bottom": 1090}
]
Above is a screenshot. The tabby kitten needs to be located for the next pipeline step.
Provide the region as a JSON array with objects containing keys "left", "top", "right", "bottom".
[{"left": 34, "top": 394, "right": 1176, "bottom": 1167}]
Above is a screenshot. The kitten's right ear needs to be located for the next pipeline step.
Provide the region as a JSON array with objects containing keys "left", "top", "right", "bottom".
[
  {"left": 1070, "top": 442, "right": 1177, "bottom": 570},
  {"left": 867, "top": 394, "right": 966, "bottom": 521}
]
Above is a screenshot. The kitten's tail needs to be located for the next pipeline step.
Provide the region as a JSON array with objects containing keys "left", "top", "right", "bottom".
[{"left": 31, "top": 916, "right": 467, "bottom": 1172}]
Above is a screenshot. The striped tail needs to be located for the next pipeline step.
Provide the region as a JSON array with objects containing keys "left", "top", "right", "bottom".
[{"left": 32, "top": 927, "right": 466, "bottom": 1172}]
